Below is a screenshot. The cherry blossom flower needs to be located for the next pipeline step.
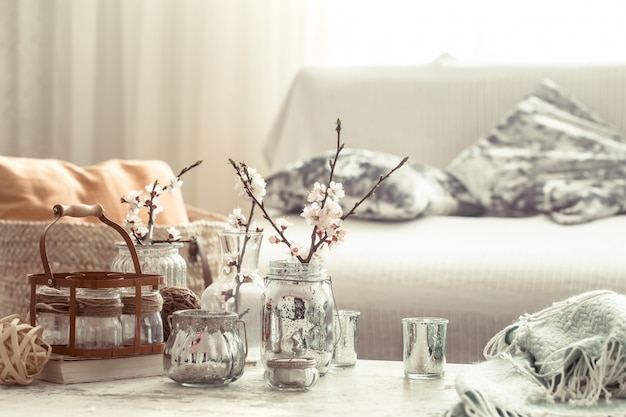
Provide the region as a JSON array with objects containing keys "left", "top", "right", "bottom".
[
  {"left": 234, "top": 165, "right": 266, "bottom": 203},
  {"left": 327, "top": 181, "right": 345, "bottom": 201},
  {"left": 275, "top": 217, "right": 293, "bottom": 231},
  {"left": 268, "top": 235, "right": 282, "bottom": 244},
  {"left": 168, "top": 177, "right": 183, "bottom": 190},
  {"left": 229, "top": 119, "right": 408, "bottom": 264},
  {"left": 223, "top": 251, "right": 239, "bottom": 270},
  {"left": 166, "top": 226, "right": 182, "bottom": 241},
  {"left": 307, "top": 182, "right": 327, "bottom": 203},
  {"left": 228, "top": 208, "right": 248, "bottom": 230},
  {"left": 121, "top": 160, "right": 202, "bottom": 244}
]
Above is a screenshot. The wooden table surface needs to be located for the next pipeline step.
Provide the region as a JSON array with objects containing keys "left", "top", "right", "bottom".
[{"left": 0, "top": 360, "right": 464, "bottom": 417}]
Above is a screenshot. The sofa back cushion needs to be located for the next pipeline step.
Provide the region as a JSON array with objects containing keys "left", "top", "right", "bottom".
[{"left": 0, "top": 156, "right": 189, "bottom": 225}]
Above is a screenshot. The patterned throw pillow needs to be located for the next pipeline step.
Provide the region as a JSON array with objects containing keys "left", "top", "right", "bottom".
[
  {"left": 447, "top": 79, "right": 626, "bottom": 224},
  {"left": 264, "top": 148, "right": 482, "bottom": 221}
]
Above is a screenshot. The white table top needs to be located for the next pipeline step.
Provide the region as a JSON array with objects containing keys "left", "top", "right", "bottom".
[{"left": 1, "top": 360, "right": 464, "bottom": 417}]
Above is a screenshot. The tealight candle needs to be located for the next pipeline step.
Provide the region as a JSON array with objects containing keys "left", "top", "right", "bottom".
[{"left": 264, "top": 357, "right": 319, "bottom": 390}]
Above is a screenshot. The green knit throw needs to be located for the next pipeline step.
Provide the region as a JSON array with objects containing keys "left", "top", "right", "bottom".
[{"left": 448, "top": 290, "right": 626, "bottom": 417}]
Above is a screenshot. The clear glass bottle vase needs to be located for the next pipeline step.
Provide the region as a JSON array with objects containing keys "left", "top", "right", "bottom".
[
  {"left": 110, "top": 242, "right": 187, "bottom": 288},
  {"left": 261, "top": 260, "right": 336, "bottom": 376},
  {"left": 200, "top": 230, "right": 264, "bottom": 363}
]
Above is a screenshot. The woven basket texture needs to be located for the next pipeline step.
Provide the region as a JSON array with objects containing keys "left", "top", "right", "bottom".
[{"left": 0, "top": 206, "right": 227, "bottom": 318}]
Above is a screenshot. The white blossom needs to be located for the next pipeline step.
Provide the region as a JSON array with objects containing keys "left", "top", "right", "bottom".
[
  {"left": 145, "top": 183, "right": 164, "bottom": 196},
  {"left": 275, "top": 217, "right": 293, "bottom": 231},
  {"left": 268, "top": 235, "right": 282, "bottom": 244},
  {"left": 168, "top": 177, "right": 183, "bottom": 191},
  {"left": 301, "top": 202, "right": 322, "bottom": 226},
  {"left": 327, "top": 181, "right": 345, "bottom": 201},
  {"left": 224, "top": 251, "right": 239, "bottom": 267},
  {"left": 131, "top": 225, "right": 149, "bottom": 240},
  {"left": 121, "top": 161, "right": 201, "bottom": 244},
  {"left": 125, "top": 213, "right": 143, "bottom": 228},
  {"left": 235, "top": 165, "right": 267, "bottom": 203},
  {"left": 307, "top": 182, "right": 327, "bottom": 203},
  {"left": 166, "top": 227, "right": 181, "bottom": 241},
  {"left": 228, "top": 208, "right": 247, "bottom": 230},
  {"left": 247, "top": 168, "right": 267, "bottom": 203},
  {"left": 289, "top": 241, "right": 309, "bottom": 258},
  {"left": 125, "top": 190, "right": 145, "bottom": 208},
  {"left": 148, "top": 197, "right": 163, "bottom": 220}
]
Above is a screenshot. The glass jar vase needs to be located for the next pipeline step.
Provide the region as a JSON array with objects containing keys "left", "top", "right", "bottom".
[
  {"left": 200, "top": 230, "right": 263, "bottom": 362},
  {"left": 261, "top": 261, "right": 335, "bottom": 376},
  {"left": 110, "top": 242, "right": 187, "bottom": 288},
  {"left": 163, "top": 310, "right": 247, "bottom": 386}
]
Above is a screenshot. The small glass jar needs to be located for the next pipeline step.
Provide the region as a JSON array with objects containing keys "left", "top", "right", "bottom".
[
  {"left": 120, "top": 289, "right": 164, "bottom": 345},
  {"left": 75, "top": 289, "right": 123, "bottom": 349},
  {"left": 164, "top": 310, "right": 247, "bottom": 386},
  {"left": 35, "top": 287, "right": 70, "bottom": 346},
  {"left": 264, "top": 357, "right": 320, "bottom": 390}
]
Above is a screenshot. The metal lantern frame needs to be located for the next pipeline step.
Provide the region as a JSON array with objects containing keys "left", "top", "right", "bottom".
[{"left": 28, "top": 204, "right": 165, "bottom": 358}]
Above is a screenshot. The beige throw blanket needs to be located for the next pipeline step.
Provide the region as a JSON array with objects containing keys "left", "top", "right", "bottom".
[{"left": 448, "top": 290, "right": 626, "bottom": 417}]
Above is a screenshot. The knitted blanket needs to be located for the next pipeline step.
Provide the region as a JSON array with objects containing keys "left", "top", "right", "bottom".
[{"left": 447, "top": 290, "right": 626, "bottom": 417}]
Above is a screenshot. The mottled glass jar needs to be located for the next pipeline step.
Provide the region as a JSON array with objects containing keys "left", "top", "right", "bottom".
[
  {"left": 261, "top": 261, "right": 335, "bottom": 376},
  {"left": 201, "top": 230, "right": 263, "bottom": 362},
  {"left": 110, "top": 242, "right": 187, "bottom": 288},
  {"left": 163, "top": 310, "right": 247, "bottom": 386}
]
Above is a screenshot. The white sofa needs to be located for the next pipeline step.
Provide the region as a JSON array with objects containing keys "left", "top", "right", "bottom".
[{"left": 257, "top": 62, "right": 626, "bottom": 364}]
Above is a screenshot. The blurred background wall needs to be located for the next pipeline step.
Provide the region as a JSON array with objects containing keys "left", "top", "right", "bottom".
[{"left": 2, "top": 0, "right": 625, "bottom": 216}]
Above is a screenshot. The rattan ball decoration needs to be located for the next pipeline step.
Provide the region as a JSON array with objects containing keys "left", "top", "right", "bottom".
[
  {"left": 160, "top": 286, "right": 200, "bottom": 340},
  {"left": 0, "top": 314, "right": 52, "bottom": 385}
]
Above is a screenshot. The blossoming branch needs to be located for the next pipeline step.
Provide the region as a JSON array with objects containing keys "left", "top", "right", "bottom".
[
  {"left": 120, "top": 160, "right": 202, "bottom": 245},
  {"left": 229, "top": 119, "right": 408, "bottom": 263}
]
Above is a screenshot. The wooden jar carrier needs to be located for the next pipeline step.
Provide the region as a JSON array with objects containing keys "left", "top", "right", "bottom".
[{"left": 28, "top": 203, "right": 165, "bottom": 358}]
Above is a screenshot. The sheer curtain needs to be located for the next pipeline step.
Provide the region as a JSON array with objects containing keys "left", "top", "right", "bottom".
[
  {"left": 3, "top": 0, "right": 626, "bottom": 216},
  {"left": 0, "top": 0, "right": 329, "bottom": 216}
]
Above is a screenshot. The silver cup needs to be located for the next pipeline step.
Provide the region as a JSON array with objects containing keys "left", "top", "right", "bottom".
[
  {"left": 402, "top": 317, "right": 448, "bottom": 379},
  {"left": 331, "top": 309, "right": 360, "bottom": 367}
]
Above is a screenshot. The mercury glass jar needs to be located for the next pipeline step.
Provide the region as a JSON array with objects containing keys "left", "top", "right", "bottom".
[
  {"left": 110, "top": 242, "right": 187, "bottom": 288},
  {"left": 261, "top": 261, "right": 335, "bottom": 376},
  {"left": 120, "top": 288, "right": 164, "bottom": 345},
  {"left": 163, "top": 310, "right": 247, "bottom": 386},
  {"left": 200, "top": 230, "right": 263, "bottom": 362},
  {"left": 75, "top": 289, "right": 123, "bottom": 349}
]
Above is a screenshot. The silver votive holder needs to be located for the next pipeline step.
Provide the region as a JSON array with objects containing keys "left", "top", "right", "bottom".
[
  {"left": 331, "top": 309, "right": 360, "bottom": 367},
  {"left": 402, "top": 317, "right": 448, "bottom": 379},
  {"left": 264, "top": 357, "right": 320, "bottom": 391}
]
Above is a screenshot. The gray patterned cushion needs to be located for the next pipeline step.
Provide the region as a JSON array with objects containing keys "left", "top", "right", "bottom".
[
  {"left": 264, "top": 148, "right": 482, "bottom": 221},
  {"left": 447, "top": 79, "right": 626, "bottom": 224}
]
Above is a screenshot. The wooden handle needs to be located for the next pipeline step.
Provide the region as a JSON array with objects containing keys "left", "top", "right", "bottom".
[
  {"left": 53, "top": 203, "right": 104, "bottom": 219},
  {"left": 39, "top": 203, "right": 142, "bottom": 284}
]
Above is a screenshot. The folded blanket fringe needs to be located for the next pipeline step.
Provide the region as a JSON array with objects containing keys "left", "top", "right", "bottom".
[
  {"left": 459, "top": 389, "right": 526, "bottom": 417},
  {"left": 483, "top": 290, "right": 626, "bottom": 406}
]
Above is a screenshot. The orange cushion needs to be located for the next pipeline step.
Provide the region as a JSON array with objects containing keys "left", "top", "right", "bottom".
[{"left": 0, "top": 156, "right": 190, "bottom": 225}]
